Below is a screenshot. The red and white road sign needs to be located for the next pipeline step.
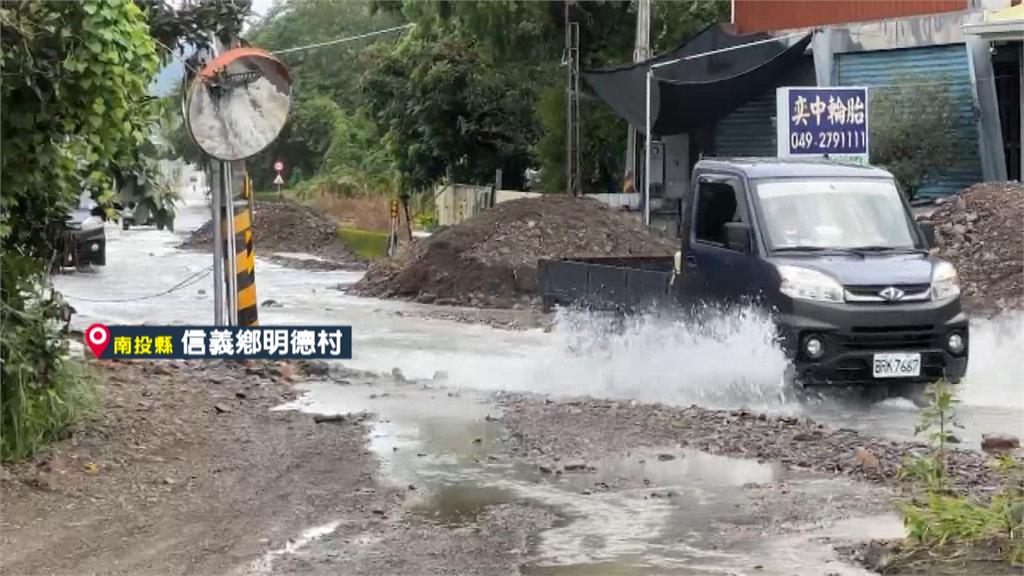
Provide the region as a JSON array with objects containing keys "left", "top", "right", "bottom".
[{"left": 273, "top": 161, "right": 284, "bottom": 172}]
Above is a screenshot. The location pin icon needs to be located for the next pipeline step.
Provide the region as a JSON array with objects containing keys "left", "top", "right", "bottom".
[{"left": 85, "top": 324, "right": 111, "bottom": 358}]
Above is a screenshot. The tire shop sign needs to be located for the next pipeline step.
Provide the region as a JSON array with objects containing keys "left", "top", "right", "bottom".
[{"left": 776, "top": 86, "right": 869, "bottom": 163}]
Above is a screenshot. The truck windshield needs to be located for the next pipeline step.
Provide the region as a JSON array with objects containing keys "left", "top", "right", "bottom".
[{"left": 754, "top": 178, "right": 920, "bottom": 252}]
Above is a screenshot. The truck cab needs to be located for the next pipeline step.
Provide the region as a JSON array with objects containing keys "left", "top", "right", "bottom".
[
  {"left": 538, "top": 157, "right": 969, "bottom": 386},
  {"left": 679, "top": 158, "right": 967, "bottom": 385}
]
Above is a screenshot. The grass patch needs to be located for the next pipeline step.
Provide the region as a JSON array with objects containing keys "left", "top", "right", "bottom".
[
  {"left": 895, "top": 379, "right": 1024, "bottom": 567},
  {"left": 338, "top": 227, "right": 390, "bottom": 260},
  {"left": 1, "top": 356, "right": 97, "bottom": 462}
]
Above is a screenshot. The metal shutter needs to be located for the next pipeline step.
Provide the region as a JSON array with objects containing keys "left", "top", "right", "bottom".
[
  {"left": 837, "top": 45, "right": 983, "bottom": 198},
  {"left": 713, "top": 57, "right": 817, "bottom": 158}
]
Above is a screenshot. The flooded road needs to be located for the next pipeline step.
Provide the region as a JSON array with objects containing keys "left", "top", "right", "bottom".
[
  {"left": 275, "top": 379, "right": 902, "bottom": 575},
  {"left": 57, "top": 190, "right": 1024, "bottom": 448},
  {"left": 54, "top": 184, "right": 1023, "bottom": 573}
]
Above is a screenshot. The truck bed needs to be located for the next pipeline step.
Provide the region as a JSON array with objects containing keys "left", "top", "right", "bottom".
[{"left": 537, "top": 256, "right": 675, "bottom": 312}]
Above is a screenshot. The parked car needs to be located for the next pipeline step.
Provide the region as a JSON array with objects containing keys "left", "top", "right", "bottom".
[
  {"left": 538, "top": 158, "right": 968, "bottom": 387},
  {"left": 59, "top": 191, "right": 106, "bottom": 268}
]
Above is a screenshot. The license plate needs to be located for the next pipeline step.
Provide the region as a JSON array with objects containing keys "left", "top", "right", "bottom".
[{"left": 872, "top": 352, "right": 921, "bottom": 378}]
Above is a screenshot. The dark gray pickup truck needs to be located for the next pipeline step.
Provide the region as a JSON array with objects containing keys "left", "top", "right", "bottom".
[{"left": 538, "top": 158, "right": 969, "bottom": 386}]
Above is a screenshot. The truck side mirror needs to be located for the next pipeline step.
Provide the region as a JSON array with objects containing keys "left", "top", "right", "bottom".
[
  {"left": 724, "top": 222, "right": 752, "bottom": 253},
  {"left": 918, "top": 222, "right": 936, "bottom": 248}
]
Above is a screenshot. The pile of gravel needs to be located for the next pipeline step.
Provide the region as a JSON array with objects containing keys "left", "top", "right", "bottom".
[
  {"left": 181, "top": 200, "right": 366, "bottom": 269},
  {"left": 920, "top": 182, "right": 1023, "bottom": 313},
  {"left": 351, "top": 195, "right": 676, "bottom": 308}
]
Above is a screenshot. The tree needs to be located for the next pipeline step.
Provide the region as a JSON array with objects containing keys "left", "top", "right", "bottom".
[
  {"left": 230, "top": 0, "right": 726, "bottom": 198},
  {"left": 360, "top": 27, "right": 538, "bottom": 191},
  {"left": 322, "top": 108, "right": 398, "bottom": 196},
  {"left": 126, "top": 0, "right": 252, "bottom": 225},
  {"left": 244, "top": 0, "right": 403, "bottom": 191},
  {"left": 1, "top": 0, "right": 160, "bottom": 460},
  {"left": 871, "top": 80, "right": 959, "bottom": 201},
  {"left": 0, "top": 0, "right": 249, "bottom": 461},
  {"left": 116, "top": 100, "right": 184, "bottom": 231},
  {"left": 136, "top": 0, "right": 252, "bottom": 66},
  {"left": 537, "top": 0, "right": 727, "bottom": 194}
]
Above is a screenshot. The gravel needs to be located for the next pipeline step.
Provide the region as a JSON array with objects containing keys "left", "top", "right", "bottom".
[
  {"left": 499, "top": 395, "right": 1015, "bottom": 497},
  {"left": 920, "top": 182, "right": 1024, "bottom": 314},
  {"left": 351, "top": 195, "right": 676, "bottom": 308},
  {"left": 181, "top": 200, "right": 366, "bottom": 269}
]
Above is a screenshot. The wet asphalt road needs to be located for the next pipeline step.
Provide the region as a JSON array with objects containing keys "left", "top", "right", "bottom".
[{"left": 54, "top": 181, "right": 1024, "bottom": 574}]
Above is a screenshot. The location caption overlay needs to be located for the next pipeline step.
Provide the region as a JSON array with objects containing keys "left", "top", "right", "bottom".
[{"left": 84, "top": 324, "right": 352, "bottom": 360}]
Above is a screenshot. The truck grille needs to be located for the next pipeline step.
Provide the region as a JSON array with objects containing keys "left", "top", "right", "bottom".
[
  {"left": 844, "top": 283, "right": 931, "bottom": 303},
  {"left": 837, "top": 325, "right": 936, "bottom": 350}
]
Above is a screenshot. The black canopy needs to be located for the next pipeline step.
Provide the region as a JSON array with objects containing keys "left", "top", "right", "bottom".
[{"left": 583, "top": 25, "right": 813, "bottom": 136}]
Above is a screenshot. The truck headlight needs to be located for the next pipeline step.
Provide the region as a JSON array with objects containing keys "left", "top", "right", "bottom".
[
  {"left": 80, "top": 215, "right": 103, "bottom": 231},
  {"left": 931, "top": 261, "right": 960, "bottom": 301},
  {"left": 777, "top": 265, "right": 843, "bottom": 303}
]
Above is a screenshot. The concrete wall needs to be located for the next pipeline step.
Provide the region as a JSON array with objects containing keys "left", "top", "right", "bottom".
[{"left": 434, "top": 184, "right": 542, "bottom": 226}]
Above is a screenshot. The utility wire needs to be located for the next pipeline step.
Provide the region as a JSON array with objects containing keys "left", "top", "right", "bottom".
[
  {"left": 62, "top": 266, "right": 213, "bottom": 303},
  {"left": 270, "top": 23, "right": 414, "bottom": 56}
]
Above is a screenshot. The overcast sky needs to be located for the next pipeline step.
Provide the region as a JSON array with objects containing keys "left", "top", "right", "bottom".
[{"left": 250, "top": 0, "right": 277, "bottom": 23}]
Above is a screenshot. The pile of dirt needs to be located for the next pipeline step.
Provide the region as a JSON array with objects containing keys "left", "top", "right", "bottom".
[
  {"left": 352, "top": 195, "right": 676, "bottom": 308},
  {"left": 181, "top": 200, "right": 366, "bottom": 269},
  {"left": 920, "top": 182, "right": 1023, "bottom": 313}
]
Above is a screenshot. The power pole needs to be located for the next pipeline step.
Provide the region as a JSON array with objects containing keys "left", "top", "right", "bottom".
[
  {"left": 565, "top": 2, "right": 581, "bottom": 196},
  {"left": 625, "top": 0, "right": 650, "bottom": 181}
]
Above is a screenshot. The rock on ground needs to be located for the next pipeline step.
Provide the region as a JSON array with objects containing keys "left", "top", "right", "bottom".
[
  {"left": 352, "top": 195, "right": 676, "bottom": 308},
  {"left": 920, "top": 182, "right": 1023, "bottom": 313},
  {"left": 181, "top": 199, "right": 366, "bottom": 269},
  {"left": 498, "top": 395, "right": 1011, "bottom": 497}
]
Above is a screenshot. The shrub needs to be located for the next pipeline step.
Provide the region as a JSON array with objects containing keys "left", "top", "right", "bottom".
[
  {"left": 1, "top": 0, "right": 156, "bottom": 461},
  {"left": 0, "top": 262, "right": 97, "bottom": 461},
  {"left": 870, "top": 79, "right": 958, "bottom": 201},
  {"left": 898, "top": 379, "right": 1024, "bottom": 564}
]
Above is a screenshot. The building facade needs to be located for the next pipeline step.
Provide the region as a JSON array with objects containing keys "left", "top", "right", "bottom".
[{"left": 712, "top": 0, "right": 1023, "bottom": 196}]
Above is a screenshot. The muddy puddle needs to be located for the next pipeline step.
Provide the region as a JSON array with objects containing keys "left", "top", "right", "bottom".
[{"left": 275, "top": 379, "right": 902, "bottom": 574}]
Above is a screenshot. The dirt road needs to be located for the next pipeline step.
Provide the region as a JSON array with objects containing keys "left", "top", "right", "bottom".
[{"left": 0, "top": 361, "right": 555, "bottom": 576}]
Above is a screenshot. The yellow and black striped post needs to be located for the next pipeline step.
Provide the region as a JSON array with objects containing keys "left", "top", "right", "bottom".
[
  {"left": 387, "top": 198, "right": 399, "bottom": 257},
  {"left": 234, "top": 172, "right": 258, "bottom": 326}
]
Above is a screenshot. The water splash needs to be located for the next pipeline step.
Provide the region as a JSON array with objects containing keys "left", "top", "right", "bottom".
[
  {"left": 961, "top": 311, "right": 1024, "bottom": 409},
  {"left": 510, "top": 306, "right": 791, "bottom": 410}
]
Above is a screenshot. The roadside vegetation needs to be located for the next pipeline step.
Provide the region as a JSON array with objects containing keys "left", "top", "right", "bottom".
[
  {"left": 0, "top": 0, "right": 247, "bottom": 461},
  {"left": 894, "top": 379, "right": 1023, "bottom": 568},
  {"left": 209, "top": 0, "right": 727, "bottom": 234},
  {"left": 338, "top": 228, "right": 390, "bottom": 260}
]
